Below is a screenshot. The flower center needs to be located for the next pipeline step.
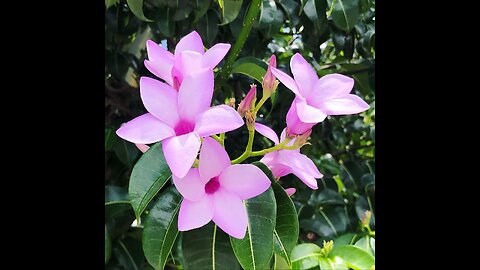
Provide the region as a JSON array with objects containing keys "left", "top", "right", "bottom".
[
  {"left": 205, "top": 177, "right": 220, "bottom": 194},
  {"left": 174, "top": 120, "right": 195, "bottom": 136}
]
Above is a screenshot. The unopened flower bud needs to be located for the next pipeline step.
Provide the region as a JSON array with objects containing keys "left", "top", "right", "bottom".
[
  {"left": 361, "top": 210, "right": 372, "bottom": 228},
  {"left": 237, "top": 84, "right": 257, "bottom": 117},
  {"left": 262, "top": 55, "right": 279, "bottom": 97},
  {"left": 245, "top": 110, "right": 256, "bottom": 131},
  {"left": 293, "top": 129, "right": 312, "bottom": 148}
]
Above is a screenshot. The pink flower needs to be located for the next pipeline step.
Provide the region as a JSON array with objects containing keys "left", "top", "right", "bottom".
[
  {"left": 262, "top": 55, "right": 279, "bottom": 96},
  {"left": 116, "top": 69, "right": 244, "bottom": 178},
  {"left": 145, "top": 31, "right": 231, "bottom": 90},
  {"left": 271, "top": 53, "right": 369, "bottom": 135},
  {"left": 174, "top": 137, "right": 271, "bottom": 239},
  {"left": 255, "top": 123, "right": 323, "bottom": 189},
  {"left": 237, "top": 84, "right": 257, "bottom": 117},
  {"left": 284, "top": 188, "right": 296, "bottom": 196}
]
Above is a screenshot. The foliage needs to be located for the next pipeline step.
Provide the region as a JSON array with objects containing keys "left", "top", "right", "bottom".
[{"left": 105, "top": 0, "right": 375, "bottom": 269}]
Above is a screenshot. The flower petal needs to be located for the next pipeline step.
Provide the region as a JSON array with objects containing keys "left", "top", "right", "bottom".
[
  {"left": 279, "top": 128, "right": 296, "bottom": 148},
  {"left": 295, "top": 99, "right": 327, "bottom": 123},
  {"left": 116, "top": 113, "right": 175, "bottom": 144},
  {"left": 202, "top": 43, "right": 231, "bottom": 69},
  {"left": 290, "top": 53, "right": 318, "bottom": 97},
  {"left": 162, "top": 132, "right": 201, "bottom": 178},
  {"left": 286, "top": 99, "right": 316, "bottom": 135},
  {"left": 194, "top": 105, "right": 244, "bottom": 137},
  {"left": 285, "top": 188, "right": 296, "bottom": 196},
  {"left": 172, "top": 51, "right": 204, "bottom": 85},
  {"left": 271, "top": 67, "right": 302, "bottom": 97},
  {"left": 277, "top": 151, "right": 323, "bottom": 178},
  {"left": 199, "top": 137, "right": 231, "bottom": 182},
  {"left": 173, "top": 168, "right": 206, "bottom": 202},
  {"left": 219, "top": 164, "right": 271, "bottom": 200},
  {"left": 140, "top": 77, "right": 180, "bottom": 127},
  {"left": 174, "top": 31, "right": 205, "bottom": 55},
  {"left": 254, "top": 123, "right": 279, "bottom": 145},
  {"left": 212, "top": 189, "right": 247, "bottom": 239},
  {"left": 178, "top": 196, "right": 214, "bottom": 231},
  {"left": 268, "top": 163, "right": 294, "bottom": 178},
  {"left": 308, "top": 74, "right": 354, "bottom": 105},
  {"left": 144, "top": 40, "right": 174, "bottom": 86},
  {"left": 319, "top": 94, "right": 370, "bottom": 115},
  {"left": 178, "top": 68, "right": 214, "bottom": 123},
  {"left": 135, "top": 144, "right": 150, "bottom": 153},
  {"left": 290, "top": 167, "right": 319, "bottom": 189},
  {"left": 260, "top": 152, "right": 278, "bottom": 167}
]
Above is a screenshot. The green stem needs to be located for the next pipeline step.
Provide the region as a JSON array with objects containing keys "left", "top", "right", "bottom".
[
  {"left": 211, "top": 134, "right": 222, "bottom": 143},
  {"left": 219, "top": 133, "right": 225, "bottom": 147},
  {"left": 231, "top": 128, "right": 255, "bottom": 164},
  {"left": 253, "top": 96, "right": 268, "bottom": 113},
  {"left": 250, "top": 138, "right": 293, "bottom": 156},
  {"left": 219, "top": 0, "right": 263, "bottom": 80},
  {"left": 326, "top": 0, "right": 337, "bottom": 18}
]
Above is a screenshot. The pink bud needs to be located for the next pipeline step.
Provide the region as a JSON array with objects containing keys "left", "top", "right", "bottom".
[
  {"left": 285, "top": 188, "right": 296, "bottom": 196},
  {"left": 262, "top": 55, "right": 279, "bottom": 96},
  {"left": 237, "top": 84, "right": 257, "bottom": 117},
  {"left": 135, "top": 143, "right": 150, "bottom": 153}
]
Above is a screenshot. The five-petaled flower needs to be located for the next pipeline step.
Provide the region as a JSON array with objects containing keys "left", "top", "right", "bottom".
[
  {"left": 174, "top": 137, "right": 271, "bottom": 238},
  {"left": 255, "top": 123, "right": 323, "bottom": 189},
  {"left": 145, "top": 31, "right": 231, "bottom": 90},
  {"left": 271, "top": 53, "right": 370, "bottom": 135}
]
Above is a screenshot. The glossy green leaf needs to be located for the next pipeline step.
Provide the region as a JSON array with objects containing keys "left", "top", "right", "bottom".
[
  {"left": 105, "top": 0, "right": 119, "bottom": 9},
  {"left": 259, "top": 0, "right": 279, "bottom": 25},
  {"left": 291, "top": 243, "right": 321, "bottom": 270},
  {"left": 105, "top": 127, "right": 117, "bottom": 151},
  {"left": 196, "top": 10, "right": 219, "bottom": 46},
  {"left": 219, "top": 0, "right": 244, "bottom": 25},
  {"left": 277, "top": 0, "right": 300, "bottom": 27},
  {"left": 318, "top": 257, "right": 348, "bottom": 270},
  {"left": 354, "top": 236, "right": 374, "bottom": 256},
  {"left": 174, "top": 0, "right": 194, "bottom": 21},
  {"left": 332, "top": 233, "right": 355, "bottom": 249},
  {"left": 274, "top": 253, "right": 290, "bottom": 270},
  {"left": 231, "top": 57, "right": 267, "bottom": 83},
  {"left": 156, "top": 7, "right": 175, "bottom": 37},
  {"left": 183, "top": 222, "right": 240, "bottom": 270},
  {"left": 253, "top": 162, "right": 298, "bottom": 266},
  {"left": 129, "top": 142, "right": 172, "bottom": 219},
  {"left": 194, "top": 0, "right": 211, "bottom": 23},
  {"left": 142, "top": 186, "right": 182, "bottom": 270},
  {"left": 230, "top": 186, "right": 276, "bottom": 270},
  {"left": 300, "top": 207, "right": 348, "bottom": 239},
  {"left": 304, "top": 0, "right": 328, "bottom": 34},
  {"left": 113, "top": 238, "right": 143, "bottom": 270},
  {"left": 331, "top": 0, "right": 360, "bottom": 32},
  {"left": 105, "top": 185, "right": 133, "bottom": 220},
  {"left": 105, "top": 225, "right": 112, "bottom": 264},
  {"left": 309, "top": 188, "right": 345, "bottom": 207},
  {"left": 126, "top": 0, "right": 152, "bottom": 22},
  {"left": 330, "top": 245, "right": 374, "bottom": 270},
  {"left": 114, "top": 139, "right": 139, "bottom": 165}
]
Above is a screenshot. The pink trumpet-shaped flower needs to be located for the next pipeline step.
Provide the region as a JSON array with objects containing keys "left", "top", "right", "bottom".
[
  {"left": 255, "top": 123, "right": 323, "bottom": 189},
  {"left": 116, "top": 69, "right": 244, "bottom": 178},
  {"left": 174, "top": 137, "right": 271, "bottom": 239},
  {"left": 145, "top": 31, "right": 231, "bottom": 90},
  {"left": 271, "top": 53, "right": 369, "bottom": 135}
]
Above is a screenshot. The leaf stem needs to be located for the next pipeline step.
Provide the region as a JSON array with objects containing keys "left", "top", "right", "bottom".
[
  {"left": 219, "top": 133, "right": 225, "bottom": 147},
  {"left": 231, "top": 128, "right": 255, "bottom": 164}
]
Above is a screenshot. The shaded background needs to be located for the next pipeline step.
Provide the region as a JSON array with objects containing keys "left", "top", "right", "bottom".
[{"left": 105, "top": 0, "right": 375, "bottom": 268}]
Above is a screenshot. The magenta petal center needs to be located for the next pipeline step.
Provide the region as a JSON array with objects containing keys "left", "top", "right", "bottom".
[
  {"left": 205, "top": 176, "right": 220, "bottom": 194},
  {"left": 174, "top": 120, "right": 195, "bottom": 136}
]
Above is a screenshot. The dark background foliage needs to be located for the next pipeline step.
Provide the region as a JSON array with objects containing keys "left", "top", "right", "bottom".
[{"left": 105, "top": 0, "right": 375, "bottom": 268}]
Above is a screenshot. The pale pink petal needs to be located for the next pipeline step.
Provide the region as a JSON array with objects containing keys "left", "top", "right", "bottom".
[
  {"left": 260, "top": 152, "right": 278, "bottom": 167},
  {"left": 172, "top": 51, "right": 204, "bottom": 85},
  {"left": 178, "top": 68, "right": 214, "bottom": 123},
  {"left": 212, "top": 189, "right": 247, "bottom": 239},
  {"left": 290, "top": 167, "right": 319, "bottom": 189},
  {"left": 202, "top": 43, "right": 231, "bottom": 69},
  {"left": 145, "top": 40, "right": 174, "bottom": 86},
  {"left": 277, "top": 151, "right": 323, "bottom": 178},
  {"left": 219, "top": 164, "right": 271, "bottom": 200},
  {"left": 172, "top": 168, "right": 206, "bottom": 202},
  {"left": 174, "top": 31, "right": 205, "bottom": 55},
  {"left": 285, "top": 188, "right": 296, "bottom": 196},
  {"left": 135, "top": 144, "right": 150, "bottom": 153},
  {"left": 271, "top": 68, "right": 302, "bottom": 97},
  {"left": 199, "top": 137, "right": 231, "bottom": 182},
  {"left": 254, "top": 123, "right": 279, "bottom": 145},
  {"left": 319, "top": 94, "right": 370, "bottom": 115},
  {"left": 308, "top": 74, "right": 354, "bottom": 106},
  {"left": 295, "top": 99, "right": 327, "bottom": 123},
  {"left": 286, "top": 100, "right": 316, "bottom": 135},
  {"left": 290, "top": 53, "right": 318, "bottom": 97},
  {"left": 194, "top": 105, "right": 244, "bottom": 137},
  {"left": 162, "top": 132, "right": 201, "bottom": 178},
  {"left": 140, "top": 77, "right": 180, "bottom": 127},
  {"left": 279, "top": 128, "right": 297, "bottom": 148},
  {"left": 178, "top": 196, "right": 214, "bottom": 231},
  {"left": 269, "top": 163, "right": 293, "bottom": 178},
  {"left": 116, "top": 113, "right": 175, "bottom": 144}
]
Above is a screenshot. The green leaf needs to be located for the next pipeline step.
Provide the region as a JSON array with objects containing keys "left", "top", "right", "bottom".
[
  {"left": 105, "top": 185, "right": 133, "bottom": 220},
  {"left": 194, "top": 0, "right": 212, "bottom": 23},
  {"left": 300, "top": 207, "right": 348, "bottom": 239},
  {"left": 105, "top": 127, "right": 117, "bottom": 151},
  {"left": 126, "top": 0, "right": 153, "bottom": 22},
  {"left": 156, "top": 7, "right": 175, "bottom": 37},
  {"left": 331, "top": 0, "right": 360, "bottom": 32},
  {"left": 105, "top": 0, "right": 119, "bottom": 9},
  {"left": 303, "top": 0, "right": 329, "bottom": 34},
  {"left": 183, "top": 222, "right": 240, "bottom": 270},
  {"left": 196, "top": 10, "right": 219, "bottom": 46},
  {"left": 318, "top": 257, "right": 348, "bottom": 270},
  {"left": 113, "top": 139, "right": 140, "bottom": 165},
  {"left": 230, "top": 186, "right": 276, "bottom": 270},
  {"left": 259, "top": 0, "right": 279, "bottom": 25},
  {"left": 332, "top": 233, "right": 356, "bottom": 249},
  {"left": 309, "top": 188, "right": 345, "bottom": 207},
  {"left": 354, "top": 236, "right": 374, "bottom": 256},
  {"left": 105, "top": 225, "right": 112, "bottom": 264},
  {"left": 113, "top": 238, "right": 143, "bottom": 270},
  {"left": 274, "top": 253, "right": 290, "bottom": 269},
  {"left": 232, "top": 57, "right": 267, "bottom": 83},
  {"left": 129, "top": 142, "right": 172, "bottom": 219},
  {"left": 291, "top": 243, "right": 321, "bottom": 270},
  {"left": 253, "top": 162, "right": 298, "bottom": 266},
  {"left": 174, "top": 0, "right": 194, "bottom": 21},
  {"left": 330, "top": 245, "right": 374, "bottom": 270},
  {"left": 219, "top": 0, "right": 244, "bottom": 25},
  {"left": 277, "top": 0, "right": 300, "bottom": 27},
  {"left": 142, "top": 186, "right": 182, "bottom": 270}
]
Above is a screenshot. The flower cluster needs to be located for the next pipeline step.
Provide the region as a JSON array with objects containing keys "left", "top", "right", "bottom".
[{"left": 117, "top": 31, "right": 369, "bottom": 239}]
